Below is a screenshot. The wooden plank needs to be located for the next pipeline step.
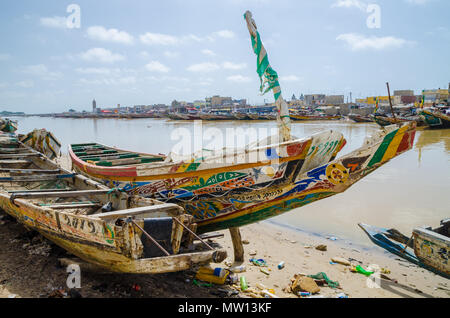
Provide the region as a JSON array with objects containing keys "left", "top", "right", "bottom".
[
  {"left": 0, "top": 173, "right": 76, "bottom": 182},
  {"left": 8, "top": 188, "right": 73, "bottom": 193},
  {"left": 229, "top": 227, "right": 244, "bottom": 262},
  {"left": 10, "top": 189, "right": 113, "bottom": 199},
  {"left": 38, "top": 202, "right": 101, "bottom": 209},
  {"left": 95, "top": 203, "right": 182, "bottom": 220},
  {"left": 0, "top": 153, "right": 39, "bottom": 159},
  {"left": 0, "top": 168, "right": 61, "bottom": 174},
  {"left": 0, "top": 160, "right": 30, "bottom": 165}
]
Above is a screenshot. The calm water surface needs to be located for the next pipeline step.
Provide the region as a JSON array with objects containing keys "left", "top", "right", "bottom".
[{"left": 12, "top": 116, "right": 450, "bottom": 246}]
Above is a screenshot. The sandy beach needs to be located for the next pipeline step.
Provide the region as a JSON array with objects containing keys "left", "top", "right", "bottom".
[{"left": 1, "top": 207, "right": 448, "bottom": 299}]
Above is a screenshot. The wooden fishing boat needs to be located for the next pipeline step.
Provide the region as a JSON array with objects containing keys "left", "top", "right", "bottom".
[
  {"left": 348, "top": 114, "right": 373, "bottom": 123},
  {"left": 19, "top": 129, "right": 62, "bottom": 160},
  {"left": 199, "top": 113, "right": 233, "bottom": 120},
  {"left": 69, "top": 121, "right": 416, "bottom": 233},
  {"left": 290, "top": 114, "right": 341, "bottom": 121},
  {"left": 358, "top": 220, "right": 449, "bottom": 279},
  {"left": 373, "top": 114, "right": 424, "bottom": 127},
  {"left": 420, "top": 109, "right": 450, "bottom": 129},
  {"left": 0, "top": 136, "right": 226, "bottom": 274},
  {"left": 0, "top": 118, "right": 18, "bottom": 133},
  {"left": 167, "top": 113, "right": 190, "bottom": 120},
  {"left": 233, "top": 113, "right": 250, "bottom": 120},
  {"left": 69, "top": 11, "right": 416, "bottom": 234}
]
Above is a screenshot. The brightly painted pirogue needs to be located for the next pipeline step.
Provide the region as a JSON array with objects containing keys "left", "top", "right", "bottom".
[
  {"left": 0, "top": 118, "right": 18, "bottom": 133},
  {"left": 69, "top": 11, "right": 417, "bottom": 233},
  {"left": 420, "top": 108, "right": 450, "bottom": 129},
  {"left": 359, "top": 220, "right": 449, "bottom": 279},
  {"left": 0, "top": 133, "right": 226, "bottom": 273},
  {"left": 69, "top": 122, "right": 416, "bottom": 233}
]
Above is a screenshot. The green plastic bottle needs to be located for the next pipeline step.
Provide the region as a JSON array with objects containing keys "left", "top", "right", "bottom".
[
  {"left": 240, "top": 276, "right": 248, "bottom": 291},
  {"left": 355, "top": 265, "right": 374, "bottom": 276}
]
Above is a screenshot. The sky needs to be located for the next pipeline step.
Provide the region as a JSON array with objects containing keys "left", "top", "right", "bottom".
[{"left": 0, "top": 0, "right": 449, "bottom": 113}]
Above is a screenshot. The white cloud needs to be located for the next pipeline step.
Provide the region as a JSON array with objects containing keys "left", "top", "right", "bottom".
[
  {"left": 202, "top": 49, "right": 216, "bottom": 57},
  {"left": 336, "top": 33, "right": 411, "bottom": 50},
  {"left": 213, "top": 30, "right": 235, "bottom": 39},
  {"left": 187, "top": 62, "right": 221, "bottom": 72},
  {"left": 16, "top": 80, "right": 34, "bottom": 88},
  {"left": 145, "top": 61, "right": 170, "bottom": 73},
  {"left": 75, "top": 67, "right": 116, "bottom": 75},
  {"left": 280, "top": 75, "right": 302, "bottom": 82},
  {"left": 79, "top": 77, "right": 136, "bottom": 86},
  {"left": 40, "top": 16, "right": 68, "bottom": 29},
  {"left": 21, "top": 64, "right": 62, "bottom": 80},
  {"left": 164, "top": 51, "right": 180, "bottom": 58},
  {"left": 331, "top": 0, "right": 367, "bottom": 10},
  {"left": 227, "top": 75, "right": 252, "bottom": 83},
  {"left": 86, "top": 26, "right": 134, "bottom": 45},
  {"left": 222, "top": 61, "right": 247, "bottom": 70},
  {"left": 140, "top": 32, "right": 181, "bottom": 45},
  {"left": 0, "top": 54, "right": 11, "bottom": 61},
  {"left": 80, "top": 48, "right": 125, "bottom": 63},
  {"left": 404, "top": 0, "right": 431, "bottom": 5},
  {"left": 140, "top": 30, "right": 234, "bottom": 46}
]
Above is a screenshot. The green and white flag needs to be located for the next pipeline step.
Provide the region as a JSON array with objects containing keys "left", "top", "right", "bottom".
[{"left": 244, "top": 11, "right": 291, "bottom": 142}]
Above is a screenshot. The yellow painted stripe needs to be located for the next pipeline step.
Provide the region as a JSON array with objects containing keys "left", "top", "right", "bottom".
[{"left": 380, "top": 125, "right": 409, "bottom": 162}]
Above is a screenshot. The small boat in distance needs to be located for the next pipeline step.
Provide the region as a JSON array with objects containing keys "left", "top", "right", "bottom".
[
  {"left": 359, "top": 220, "right": 450, "bottom": 279},
  {"left": 348, "top": 114, "right": 373, "bottom": 123},
  {"left": 420, "top": 107, "right": 450, "bottom": 129}
]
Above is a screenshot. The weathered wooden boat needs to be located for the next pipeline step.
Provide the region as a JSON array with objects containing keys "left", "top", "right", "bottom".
[
  {"left": 199, "top": 113, "right": 233, "bottom": 120},
  {"left": 233, "top": 113, "right": 250, "bottom": 120},
  {"left": 420, "top": 108, "right": 450, "bottom": 129},
  {"left": 348, "top": 114, "right": 373, "bottom": 123},
  {"left": 373, "top": 114, "right": 424, "bottom": 127},
  {"left": 358, "top": 220, "right": 449, "bottom": 279},
  {"left": 70, "top": 122, "right": 415, "bottom": 234},
  {"left": 69, "top": 11, "right": 416, "bottom": 234},
  {"left": 167, "top": 113, "right": 190, "bottom": 120},
  {"left": 0, "top": 118, "right": 18, "bottom": 133},
  {"left": 0, "top": 137, "right": 226, "bottom": 273},
  {"left": 290, "top": 114, "right": 341, "bottom": 121},
  {"left": 18, "top": 129, "right": 62, "bottom": 160}
]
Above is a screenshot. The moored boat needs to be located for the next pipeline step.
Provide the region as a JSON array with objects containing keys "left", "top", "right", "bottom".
[
  {"left": 359, "top": 220, "right": 450, "bottom": 279},
  {"left": 348, "top": 114, "right": 373, "bottom": 123},
  {"left": 420, "top": 108, "right": 450, "bottom": 129},
  {"left": 290, "top": 114, "right": 341, "bottom": 121},
  {"left": 0, "top": 118, "right": 18, "bottom": 133},
  {"left": 0, "top": 136, "right": 226, "bottom": 274}
]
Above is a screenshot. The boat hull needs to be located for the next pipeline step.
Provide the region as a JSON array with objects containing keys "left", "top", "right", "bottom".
[
  {"left": 359, "top": 222, "right": 450, "bottom": 279},
  {"left": 290, "top": 114, "right": 341, "bottom": 121},
  {"left": 420, "top": 109, "right": 450, "bottom": 129},
  {"left": 70, "top": 123, "right": 416, "bottom": 233}
]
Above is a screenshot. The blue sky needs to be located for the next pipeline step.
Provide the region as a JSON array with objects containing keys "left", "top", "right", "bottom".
[{"left": 0, "top": 0, "right": 449, "bottom": 113}]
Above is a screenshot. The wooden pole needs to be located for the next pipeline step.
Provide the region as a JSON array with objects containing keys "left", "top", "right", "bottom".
[
  {"left": 386, "top": 82, "right": 396, "bottom": 119},
  {"left": 229, "top": 227, "right": 244, "bottom": 263}
]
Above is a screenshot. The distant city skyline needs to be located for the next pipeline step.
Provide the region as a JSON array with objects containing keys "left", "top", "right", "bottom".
[{"left": 0, "top": 0, "right": 449, "bottom": 112}]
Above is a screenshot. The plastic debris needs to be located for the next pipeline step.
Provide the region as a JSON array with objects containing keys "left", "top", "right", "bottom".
[
  {"left": 336, "top": 293, "right": 348, "bottom": 298},
  {"left": 250, "top": 258, "right": 267, "bottom": 267},
  {"left": 277, "top": 261, "right": 285, "bottom": 269},
  {"left": 240, "top": 276, "right": 248, "bottom": 291},
  {"left": 260, "top": 268, "right": 270, "bottom": 275},
  {"left": 308, "top": 272, "right": 340, "bottom": 289},
  {"left": 355, "top": 265, "right": 374, "bottom": 276}
]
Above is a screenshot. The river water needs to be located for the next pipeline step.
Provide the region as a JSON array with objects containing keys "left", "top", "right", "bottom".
[{"left": 12, "top": 116, "right": 450, "bottom": 246}]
